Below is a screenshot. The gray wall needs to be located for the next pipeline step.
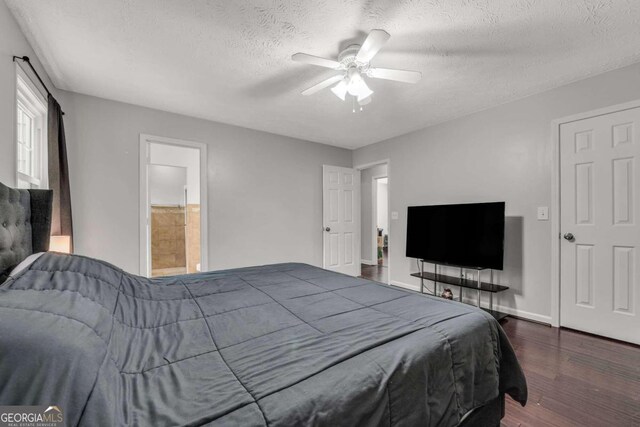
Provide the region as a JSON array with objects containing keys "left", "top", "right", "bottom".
[
  {"left": 360, "top": 164, "right": 387, "bottom": 264},
  {"left": 59, "top": 91, "right": 352, "bottom": 274},
  {"left": 353, "top": 62, "right": 640, "bottom": 323},
  {"left": 0, "top": 1, "right": 56, "bottom": 186}
]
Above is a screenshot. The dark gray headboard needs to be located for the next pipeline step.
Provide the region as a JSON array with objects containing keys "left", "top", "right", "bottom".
[{"left": 0, "top": 181, "right": 53, "bottom": 281}]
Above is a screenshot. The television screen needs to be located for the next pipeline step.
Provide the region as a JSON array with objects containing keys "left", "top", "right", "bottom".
[{"left": 406, "top": 202, "right": 505, "bottom": 270}]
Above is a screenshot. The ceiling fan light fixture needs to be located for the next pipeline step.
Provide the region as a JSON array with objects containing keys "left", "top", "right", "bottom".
[
  {"left": 346, "top": 68, "right": 363, "bottom": 96},
  {"left": 355, "top": 81, "right": 373, "bottom": 102},
  {"left": 331, "top": 79, "right": 348, "bottom": 101},
  {"left": 294, "top": 29, "right": 421, "bottom": 109},
  {"left": 358, "top": 95, "right": 372, "bottom": 106}
]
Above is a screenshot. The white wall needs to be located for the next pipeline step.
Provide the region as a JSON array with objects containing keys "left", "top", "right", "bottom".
[
  {"left": 353, "top": 62, "right": 640, "bottom": 323},
  {"left": 59, "top": 91, "right": 352, "bottom": 274},
  {"left": 149, "top": 165, "right": 187, "bottom": 206},
  {"left": 360, "top": 164, "right": 387, "bottom": 263},
  {"left": 0, "top": 1, "right": 56, "bottom": 186},
  {"left": 150, "top": 143, "right": 200, "bottom": 204}
]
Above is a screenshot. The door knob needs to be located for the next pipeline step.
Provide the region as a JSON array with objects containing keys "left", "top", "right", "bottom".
[
  {"left": 324, "top": 227, "right": 331, "bottom": 232},
  {"left": 563, "top": 232, "right": 574, "bottom": 241}
]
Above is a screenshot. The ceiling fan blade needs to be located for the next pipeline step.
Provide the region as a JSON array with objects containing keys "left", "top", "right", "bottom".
[
  {"left": 301, "top": 75, "right": 344, "bottom": 96},
  {"left": 292, "top": 53, "right": 341, "bottom": 69},
  {"left": 355, "top": 29, "right": 390, "bottom": 63},
  {"left": 368, "top": 68, "right": 422, "bottom": 84}
]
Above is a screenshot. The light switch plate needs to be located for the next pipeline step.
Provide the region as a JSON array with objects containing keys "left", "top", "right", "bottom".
[
  {"left": 537, "top": 206, "right": 549, "bottom": 221},
  {"left": 391, "top": 211, "right": 399, "bottom": 220}
]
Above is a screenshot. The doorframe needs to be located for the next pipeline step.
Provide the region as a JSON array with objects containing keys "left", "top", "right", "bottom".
[
  {"left": 355, "top": 159, "right": 391, "bottom": 285},
  {"left": 139, "top": 134, "right": 209, "bottom": 277},
  {"left": 371, "top": 174, "right": 388, "bottom": 265},
  {"left": 550, "top": 99, "right": 640, "bottom": 327}
]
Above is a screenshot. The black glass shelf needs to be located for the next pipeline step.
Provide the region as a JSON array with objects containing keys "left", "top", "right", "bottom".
[{"left": 410, "top": 271, "right": 509, "bottom": 293}]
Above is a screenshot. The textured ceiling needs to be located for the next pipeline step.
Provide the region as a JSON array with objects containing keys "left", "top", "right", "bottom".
[{"left": 7, "top": 0, "right": 640, "bottom": 148}]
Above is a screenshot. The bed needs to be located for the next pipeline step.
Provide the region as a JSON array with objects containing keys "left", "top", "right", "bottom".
[{"left": 0, "top": 182, "right": 527, "bottom": 426}]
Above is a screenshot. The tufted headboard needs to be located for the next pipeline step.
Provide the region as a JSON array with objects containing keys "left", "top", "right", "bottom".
[{"left": 0, "top": 181, "right": 53, "bottom": 282}]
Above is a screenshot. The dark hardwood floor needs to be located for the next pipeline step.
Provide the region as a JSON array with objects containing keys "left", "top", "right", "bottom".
[
  {"left": 500, "top": 317, "right": 640, "bottom": 426},
  {"left": 360, "top": 263, "right": 388, "bottom": 283},
  {"left": 361, "top": 248, "right": 388, "bottom": 283}
]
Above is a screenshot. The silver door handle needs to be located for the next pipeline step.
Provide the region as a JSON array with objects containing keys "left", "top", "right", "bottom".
[
  {"left": 563, "top": 232, "right": 574, "bottom": 241},
  {"left": 324, "top": 227, "right": 331, "bottom": 232}
]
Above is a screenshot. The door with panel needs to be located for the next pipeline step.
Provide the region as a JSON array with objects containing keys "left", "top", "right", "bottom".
[
  {"left": 322, "top": 165, "right": 360, "bottom": 276},
  {"left": 560, "top": 107, "right": 640, "bottom": 344}
]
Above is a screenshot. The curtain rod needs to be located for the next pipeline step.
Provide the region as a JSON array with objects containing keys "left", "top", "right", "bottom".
[{"left": 13, "top": 55, "right": 65, "bottom": 115}]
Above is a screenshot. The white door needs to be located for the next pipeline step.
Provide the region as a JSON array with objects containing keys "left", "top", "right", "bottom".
[
  {"left": 323, "top": 165, "right": 360, "bottom": 276},
  {"left": 560, "top": 107, "right": 640, "bottom": 344}
]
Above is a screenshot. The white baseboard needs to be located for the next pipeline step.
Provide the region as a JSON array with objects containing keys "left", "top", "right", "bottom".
[
  {"left": 390, "top": 280, "right": 421, "bottom": 292},
  {"left": 389, "top": 280, "right": 552, "bottom": 325},
  {"left": 361, "top": 259, "right": 376, "bottom": 266},
  {"left": 459, "top": 296, "right": 552, "bottom": 324},
  {"left": 489, "top": 304, "right": 552, "bottom": 325}
]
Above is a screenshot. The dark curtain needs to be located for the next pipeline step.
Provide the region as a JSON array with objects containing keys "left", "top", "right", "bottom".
[{"left": 47, "top": 94, "right": 74, "bottom": 252}]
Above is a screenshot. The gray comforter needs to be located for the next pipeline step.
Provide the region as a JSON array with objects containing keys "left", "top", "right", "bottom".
[{"left": 0, "top": 253, "right": 526, "bottom": 426}]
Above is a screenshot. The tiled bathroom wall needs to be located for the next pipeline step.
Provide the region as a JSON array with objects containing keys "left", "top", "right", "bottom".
[{"left": 151, "top": 205, "right": 187, "bottom": 276}]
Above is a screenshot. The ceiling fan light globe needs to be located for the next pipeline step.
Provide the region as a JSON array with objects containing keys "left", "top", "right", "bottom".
[
  {"left": 355, "top": 80, "right": 373, "bottom": 101},
  {"left": 346, "top": 68, "right": 364, "bottom": 96},
  {"left": 356, "top": 90, "right": 373, "bottom": 102},
  {"left": 358, "top": 95, "right": 372, "bottom": 105},
  {"left": 347, "top": 68, "right": 362, "bottom": 81},
  {"left": 331, "top": 80, "right": 348, "bottom": 101}
]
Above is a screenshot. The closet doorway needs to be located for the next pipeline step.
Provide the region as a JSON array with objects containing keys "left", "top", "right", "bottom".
[
  {"left": 139, "top": 135, "right": 208, "bottom": 277},
  {"left": 358, "top": 161, "right": 389, "bottom": 284}
]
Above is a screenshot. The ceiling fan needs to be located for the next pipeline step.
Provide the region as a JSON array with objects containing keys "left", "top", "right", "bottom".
[{"left": 292, "top": 29, "right": 421, "bottom": 110}]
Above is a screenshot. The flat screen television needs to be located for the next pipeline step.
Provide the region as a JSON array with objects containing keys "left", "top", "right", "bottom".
[{"left": 406, "top": 202, "right": 505, "bottom": 270}]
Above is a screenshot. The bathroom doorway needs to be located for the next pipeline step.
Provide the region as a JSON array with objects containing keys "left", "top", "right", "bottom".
[
  {"left": 139, "top": 135, "right": 208, "bottom": 277},
  {"left": 149, "top": 164, "right": 188, "bottom": 276}
]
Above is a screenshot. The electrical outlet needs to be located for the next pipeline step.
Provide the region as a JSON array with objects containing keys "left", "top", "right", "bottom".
[{"left": 537, "top": 206, "right": 549, "bottom": 220}]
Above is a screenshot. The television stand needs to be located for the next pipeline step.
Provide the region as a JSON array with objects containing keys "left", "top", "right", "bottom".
[{"left": 410, "top": 261, "right": 509, "bottom": 321}]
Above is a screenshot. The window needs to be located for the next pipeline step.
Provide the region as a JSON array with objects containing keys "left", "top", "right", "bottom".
[{"left": 16, "top": 66, "right": 47, "bottom": 189}]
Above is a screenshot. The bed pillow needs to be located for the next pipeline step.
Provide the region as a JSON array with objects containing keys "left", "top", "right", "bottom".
[{"left": 8, "top": 252, "right": 44, "bottom": 279}]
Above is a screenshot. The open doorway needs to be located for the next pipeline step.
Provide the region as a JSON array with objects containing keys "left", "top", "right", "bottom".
[
  {"left": 139, "top": 135, "right": 208, "bottom": 277},
  {"left": 149, "top": 164, "right": 189, "bottom": 276},
  {"left": 358, "top": 162, "right": 389, "bottom": 284}
]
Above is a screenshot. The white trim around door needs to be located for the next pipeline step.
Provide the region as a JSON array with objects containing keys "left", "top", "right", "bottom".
[
  {"left": 139, "top": 134, "right": 209, "bottom": 277},
  {"left": 355, "top": 159, "right": 391, "bottom": 285},
  {"left": 550, "top": 99, "right": 640, "bottom": 328},
  {"left": 370, "top": 173, "right": 388, "bottom": 265}
]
